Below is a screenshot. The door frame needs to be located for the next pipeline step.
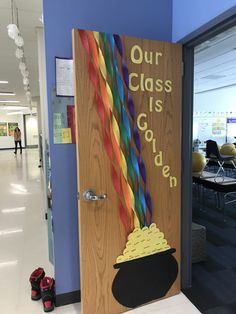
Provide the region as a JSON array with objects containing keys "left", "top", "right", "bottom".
[
  {"left": 181, "top": 12, "right": 236, "bottom": 290},
  {"left": 23, "top": 113, "right": 39, "bottom": 148}
]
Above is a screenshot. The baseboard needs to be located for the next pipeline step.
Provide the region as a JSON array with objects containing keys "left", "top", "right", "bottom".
[
  {"left": 0, "top": 147, "right": 26, "bottom": 150},
  {"left": 55, "top": 290, "right": 81, "bottom": 307},
  {"left": 27, "top": 145, "right": 38, "bottom": 148}
]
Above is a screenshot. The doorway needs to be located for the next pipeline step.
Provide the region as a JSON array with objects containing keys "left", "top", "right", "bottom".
[
  {"left": 182, "top": 17, "right": 236, "bottom": 314},
  {"left": 24, "top": 114, "right": 39, "bottom": 148}
]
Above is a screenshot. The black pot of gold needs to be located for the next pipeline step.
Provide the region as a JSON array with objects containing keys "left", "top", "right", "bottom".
[{"left": 111, "top": 224, "right": 178, "bottom": 308}]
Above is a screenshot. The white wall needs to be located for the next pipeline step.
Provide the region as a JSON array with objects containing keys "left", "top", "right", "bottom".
[
  {"left": 194, "top": 85, "right": 236, "bottom": 113},
  {"left": 0, "top": 112, "right": 25, "bottom": 149},
  {"left": 25, "top": 115, "right": 39, "bottom": 146}
]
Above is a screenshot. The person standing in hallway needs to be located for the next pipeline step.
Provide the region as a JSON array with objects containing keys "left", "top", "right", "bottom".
[{"left": 14, "top": 127, "right": 22, "bottom": 154}]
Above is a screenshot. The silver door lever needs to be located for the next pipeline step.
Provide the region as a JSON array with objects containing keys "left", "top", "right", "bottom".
[{"left": 83, "top": 189, "right": 107, "bottom": 201}]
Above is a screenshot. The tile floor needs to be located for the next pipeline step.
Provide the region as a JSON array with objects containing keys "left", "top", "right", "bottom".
[{"left": 0, "top": 149, "right": 200, "bottom": 314}]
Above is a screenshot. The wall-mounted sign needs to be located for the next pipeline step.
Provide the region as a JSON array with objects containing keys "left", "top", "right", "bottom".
[{"left": 227, "top": 118, "right": 236, "bottom": 124}]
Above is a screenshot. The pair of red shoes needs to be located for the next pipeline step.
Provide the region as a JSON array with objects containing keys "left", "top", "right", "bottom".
[{"left": 29, "top": 267, "right": 55, "bottom": 312}]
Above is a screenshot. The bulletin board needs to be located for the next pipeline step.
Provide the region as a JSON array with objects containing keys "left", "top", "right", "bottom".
[
  {"left": 51, "top": 89, "right": 76, "bottom": 144},
  {"left": 193, "top": 116, "right": 226, "bottom": 145}
]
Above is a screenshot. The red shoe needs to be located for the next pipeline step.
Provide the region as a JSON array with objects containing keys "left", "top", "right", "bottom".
[
  {"left": 40, "top": 277, "right": 55, "bottom": 312},
  {"left": 29, "top": 267, "right": 45, "bottom": 300}
]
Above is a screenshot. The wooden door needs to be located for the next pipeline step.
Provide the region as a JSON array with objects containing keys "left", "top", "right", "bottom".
[{"left": 72, "top": 29, "right": 182, "bottom": 314}]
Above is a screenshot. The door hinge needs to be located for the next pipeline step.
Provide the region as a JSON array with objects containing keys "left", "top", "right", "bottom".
[{"left": 77, "top": 192, "right": 80, "bottom": 200}]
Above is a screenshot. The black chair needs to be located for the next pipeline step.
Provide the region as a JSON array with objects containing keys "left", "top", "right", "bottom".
[{"left": 206, "top": 140, "right": 236, "bottom": 180}]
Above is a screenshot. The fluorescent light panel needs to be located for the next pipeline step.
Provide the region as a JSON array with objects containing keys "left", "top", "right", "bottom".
[
  {"left": 0, "top": 100, "right": 19, "bottom": 103},
  {"left": 0, "top": 92, "right": 15, "bottom": 96},
  {"left": 7, "top": 111, "right": 23, "bottom": 115},
  {"left": 0, "top": 81, "right": 8, "bottom": 84},
  {"left": 0, "top": 106, "right": 27, "bottom": 110}
]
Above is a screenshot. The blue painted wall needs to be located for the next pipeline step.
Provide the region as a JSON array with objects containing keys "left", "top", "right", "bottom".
[
  {"left": 172, "top": 0, "right": 236, "bottom": 42},
  {"left": 43, "top": 0, "right": 236, "bottom": 297},
  {"left": 43, "top": 0, "right": 172, "bottom": 295}
]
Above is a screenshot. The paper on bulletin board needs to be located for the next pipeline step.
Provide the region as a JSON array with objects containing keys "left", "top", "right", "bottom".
[
  {"left": 67, "top": 105, "right": 76, "bottom": 143},
  {"left": 53, "top": 113, "right": 62, "bottom": 144},
  {"left": 55, "top": 57, "right": 74, "bottom": 97},
  {"left": 212, "top": 117, "right": 225, "bottom": 135},
  {"left": 62, "top": 128, "right": 72, "bottom": 144}
]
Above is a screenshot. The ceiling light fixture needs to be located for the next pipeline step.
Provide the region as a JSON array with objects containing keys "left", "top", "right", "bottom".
[
  {"left": 0, "top": 92, "right": 15, "bottom": 96},
  {"left": 0, "top": 81, "right": 8, "bottom": 84},
  {"left": 0, "top": 106, "right": 27, "bottom": 110},
  {"left": 0, "top": 100, "right": 19, "bottom": 103},
  {"left": 7, "top": 111, "right": 23, "bottom": 115}
]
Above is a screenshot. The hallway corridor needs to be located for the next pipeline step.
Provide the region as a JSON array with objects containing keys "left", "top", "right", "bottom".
[{"left": 0, "top": 149, "right": 80, "bottom": 314}]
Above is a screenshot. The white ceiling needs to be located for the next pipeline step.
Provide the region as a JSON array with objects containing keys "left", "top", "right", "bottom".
[
  {"left": 0, "top": 0, "right": 42, "bottom": 108},
  {"left": 194, "top": 25, "right": 236, "bottom": 94}
]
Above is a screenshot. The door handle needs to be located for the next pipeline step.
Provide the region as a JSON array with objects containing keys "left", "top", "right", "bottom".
[{"left": 83, "top": 189, "right": 107, "bottom": 201}]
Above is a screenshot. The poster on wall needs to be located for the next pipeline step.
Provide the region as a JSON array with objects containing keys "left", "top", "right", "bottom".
[
  {"left": 212, "top": 117, "right": 225, "bottom": 135},
  {"left": 73, "top": 29, "right": 182, "bottom": 313},
  {"left": 227, "top": 117, "right": 236, "bottom": 142},
  {"left": 8, "top": 122, "right": 18, "bottom": 136},
  {"left": 0, "top": 122, "right": 7, "bottom": 136}
]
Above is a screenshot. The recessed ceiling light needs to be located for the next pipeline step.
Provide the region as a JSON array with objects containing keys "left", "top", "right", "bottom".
[
  {"left": 7, "top": 111, "right": 23, "bottom": 115},
  {"left": 0, "top": 105, "right": 27, "bottom": 110},
  {"left": 202, "top": 74, "right": 226, "bottom": 80},
  {"left": 0, "top": 100, "right": 20, "bottom": 103},
  {"left": 0, "top": 81, "right": 8, "bottom": 84},
  {"left": 0, "top": 92, "right": 15, "bottom": 96},
  {"left": 7, "top": 111, "right": 23, "bottom": 116}
]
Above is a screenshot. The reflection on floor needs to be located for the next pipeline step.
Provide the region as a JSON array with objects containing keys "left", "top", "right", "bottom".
[{"left": 184, "top": 180, "right": 236, "bottom": 314}]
